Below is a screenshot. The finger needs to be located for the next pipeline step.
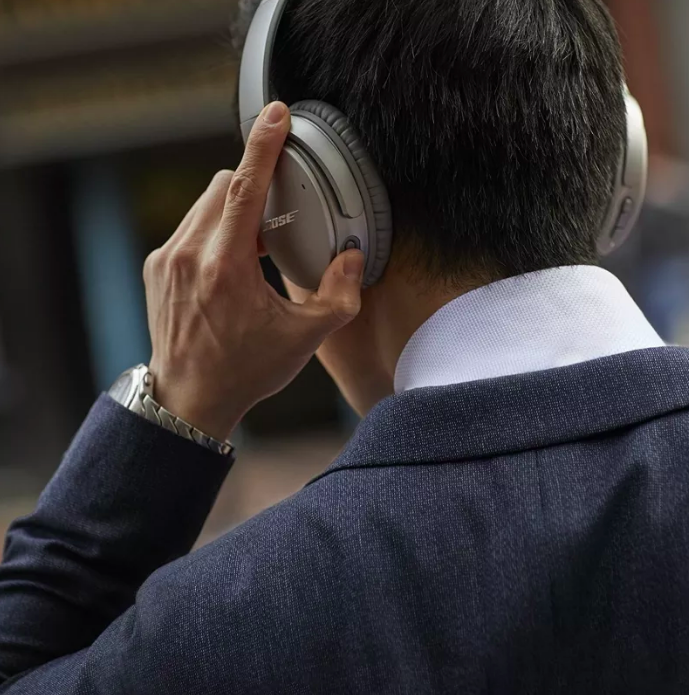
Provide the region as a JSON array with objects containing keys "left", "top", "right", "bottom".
[
  {"left": 292, "top": 250, "right": 365, "bottom": 340},
  {"left": 165, "top": 170, "right": 234, "bottom": 253},
  {"left": 177, "top": 170, "right": 234, "bottom": 249},
  {"left": 159, "top": 193, "right": 203, "bottom": 253},
  {"left": 215, "top": 102, "right": 290, "bottom": 258}
]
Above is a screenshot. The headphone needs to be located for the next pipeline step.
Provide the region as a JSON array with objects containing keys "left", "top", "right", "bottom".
[{"left": 239, "top": 0, "right": 648, "bottom": 290}]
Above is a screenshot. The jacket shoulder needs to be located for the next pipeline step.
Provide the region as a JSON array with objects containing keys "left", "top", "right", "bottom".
[{"left": 127, "top": 476, "right": 352, "bottom": 690}]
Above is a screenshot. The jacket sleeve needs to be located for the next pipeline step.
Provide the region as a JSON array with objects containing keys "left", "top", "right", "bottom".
[
  {"left": 0, "top": 556, "right": 236, "bottom": 695},
  {"left": 0, "top": 394, "right": 233, "bottom": 685},
  {"left": 0, "top": 518, "right": 270, "bottom": 695}
]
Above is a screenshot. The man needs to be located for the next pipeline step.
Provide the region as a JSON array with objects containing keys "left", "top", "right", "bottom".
[{"left": 1, "top": 0, "right": 688, "bottom": 692}]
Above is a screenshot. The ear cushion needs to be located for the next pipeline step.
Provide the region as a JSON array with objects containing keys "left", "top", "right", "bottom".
[{"left": 291, "top": 99, "right": 393, "bottom": 286}]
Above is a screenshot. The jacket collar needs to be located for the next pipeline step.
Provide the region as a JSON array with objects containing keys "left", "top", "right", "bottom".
[{"left": 316, "top": 347, "right": 689, "bottom": 479}]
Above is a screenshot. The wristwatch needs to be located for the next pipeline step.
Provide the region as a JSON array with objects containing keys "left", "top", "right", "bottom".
[{"left": 108, "top": 364, "right": 234, "bottom": 457}]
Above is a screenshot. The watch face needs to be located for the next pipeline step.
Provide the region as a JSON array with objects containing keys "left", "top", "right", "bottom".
[{"left": 109, "top": 369, "right": 136, "bottom": 407}]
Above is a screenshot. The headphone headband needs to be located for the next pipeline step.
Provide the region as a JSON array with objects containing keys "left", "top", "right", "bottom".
[{"left": 239, "top": 0, "right": 290, "bottom": 141}]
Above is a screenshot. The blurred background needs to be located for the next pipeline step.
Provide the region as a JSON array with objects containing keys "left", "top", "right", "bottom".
[{"left": 1, "top": 0, "right": 689, "bottom": 545}]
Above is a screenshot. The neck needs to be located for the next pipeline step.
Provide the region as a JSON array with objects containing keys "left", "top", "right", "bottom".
[{"left": 372, "top": 262, "right": 490, "bottom": 381}]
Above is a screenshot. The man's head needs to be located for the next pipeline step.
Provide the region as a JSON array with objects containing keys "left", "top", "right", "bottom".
[
  {"left": 233, "top": 0, "right": 627, "bottom": 413},
  {"left": 236, "top": 0, "right": 626, "bottom": 283}
]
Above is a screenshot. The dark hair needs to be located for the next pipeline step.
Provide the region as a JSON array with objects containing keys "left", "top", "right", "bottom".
[{"left": 234, "top": 0, "right": 627, "bottom": 283}]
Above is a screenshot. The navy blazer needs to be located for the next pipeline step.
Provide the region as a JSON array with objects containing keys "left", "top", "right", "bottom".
[{"left": 1, "top": 347, "right": 689, "bottom": 693}]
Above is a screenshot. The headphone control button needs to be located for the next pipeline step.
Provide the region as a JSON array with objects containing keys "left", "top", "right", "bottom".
[
  {"left": 615, "top": 197, "right": 634, "bottom": 230},
  {"left": 343, "top": 237, "right": 361, "bottom": 251}
]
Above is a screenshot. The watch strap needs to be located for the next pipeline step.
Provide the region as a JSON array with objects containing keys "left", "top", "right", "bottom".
[{"left": 130, "top": 371, "right": 234, "bottom": 457}]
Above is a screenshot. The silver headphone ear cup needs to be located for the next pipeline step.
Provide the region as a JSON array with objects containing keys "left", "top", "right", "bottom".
[
  {"left": 261, "top": 143, "right": 339, "bottom": 291},
  {"left": 597, "top": 91, "right": 648, "bottom": 256},
  {"left": 291, "top": 100, "right": 393, "bottom": 286}
]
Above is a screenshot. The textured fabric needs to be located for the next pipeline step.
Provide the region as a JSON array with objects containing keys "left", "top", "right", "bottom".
[
  {"left": 395, "top": 265, "right": 665, "bottom": 392},
  {"left": 0, "top": 397, "right": 233, "bottom": 686},
  {"left": 2, "top": 348, "right": 689, "bottom": 693}
]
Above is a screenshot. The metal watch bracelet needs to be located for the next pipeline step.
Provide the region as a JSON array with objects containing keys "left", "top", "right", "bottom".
[{"left": 131, "top": 368, "right": 234, "bottom": 457}]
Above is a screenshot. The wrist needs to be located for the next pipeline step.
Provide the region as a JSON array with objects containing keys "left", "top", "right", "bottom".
[
  {"left": 150, "top": 368, "right": 246, "bottom": 442},
  {"left": 108, "top": 364, "right": 237, "bottom": 455}
]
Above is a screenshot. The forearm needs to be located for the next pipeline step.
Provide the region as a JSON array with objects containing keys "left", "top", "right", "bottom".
[{"left": 0, "top": 395, "right": 232, "bottom": 681}]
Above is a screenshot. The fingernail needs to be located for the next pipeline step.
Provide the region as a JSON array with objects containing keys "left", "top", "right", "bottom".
[
  {"left": 343, "top": 251, "right": 365, "bottom": 281},
  {"left": 262, "top": 102, "right": 287, "bottom": 125}
]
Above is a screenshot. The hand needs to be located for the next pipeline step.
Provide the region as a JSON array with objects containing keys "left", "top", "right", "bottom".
[{"left": 143, "top": 101, "right": 365, "bottom": 441}]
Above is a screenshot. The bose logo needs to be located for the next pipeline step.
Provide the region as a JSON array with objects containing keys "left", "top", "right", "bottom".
[{"left": 263, "top": 210, "right": 299, "bottom": 232}]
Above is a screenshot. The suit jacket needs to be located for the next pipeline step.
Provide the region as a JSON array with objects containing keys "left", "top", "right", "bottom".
[{"left": 1, "top": 347, "right": 688, "bottom": 694}]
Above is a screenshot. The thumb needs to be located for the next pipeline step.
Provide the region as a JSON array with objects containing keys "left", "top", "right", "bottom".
[{"left": 297, "top": 249, "right": 365, "bottom": 336}]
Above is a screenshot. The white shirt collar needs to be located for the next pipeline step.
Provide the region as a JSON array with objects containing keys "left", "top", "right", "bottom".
[{"left": 394, "top": 266, "right": 665, "bottom": 393}]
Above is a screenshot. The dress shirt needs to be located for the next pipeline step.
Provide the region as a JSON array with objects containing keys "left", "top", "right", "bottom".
[{"left": 395, "top": 265, "right": 665, "bottom": 393}]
